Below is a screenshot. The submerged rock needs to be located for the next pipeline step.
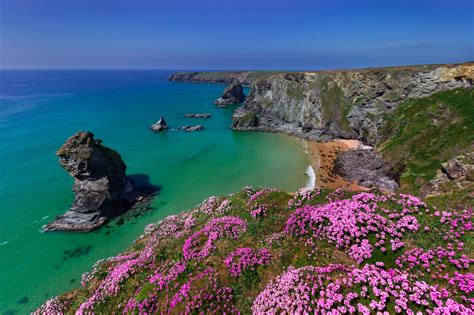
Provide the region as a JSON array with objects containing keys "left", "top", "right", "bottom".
[
  {"left": 44, "top": 131, "right": 153, "bottom": 232},
  {"left": 214, "top": 81, "right": 246, "bottom": 106},
  {"left": 179, "top": 125, "right": 204, "bottom": 132},
  {"left": 150, "top": 116, "right": 168, "bottom": 132},
  {"left": 184, "top": 113, "right": 211, "bottom": 118}
]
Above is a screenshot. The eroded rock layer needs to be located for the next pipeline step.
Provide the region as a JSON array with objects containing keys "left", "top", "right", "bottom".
[{"left": 232, "top": 63, "right": 473, "bottom": 145}]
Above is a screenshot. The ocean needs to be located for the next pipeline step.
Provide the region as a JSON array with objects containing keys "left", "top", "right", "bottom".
[{"left": 0, "top": 70, "right": 309, "bottom": 313}]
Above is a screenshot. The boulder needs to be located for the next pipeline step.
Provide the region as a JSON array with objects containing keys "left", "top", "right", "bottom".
[
  {"left": 150, "top": 116, "right": 168, "bottom": 132},
  {"left": 179, "top": 125, "right": 204, "bottom": 132},
  {"left": 44, "top": 131, "right": 152, "bottom": 232},
  {"left": 333, "top": 149, "right": 398, "bottom": 192},
  {"left": 214, "top": 81, "right": 246, "bottom": 106},
  {"left": 421, "top": 145, "right": 474, "bottom": 204},
  {"left": 184, "top": 113, "right": 211, "bottom": 118}
]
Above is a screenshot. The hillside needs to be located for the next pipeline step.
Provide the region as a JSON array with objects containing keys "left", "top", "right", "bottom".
[
  {"left": 37, "top": 187, "right": 473, "bottom": 313},
  {"left": 379, "top": 88, "right": 474, "bottom": 206}
]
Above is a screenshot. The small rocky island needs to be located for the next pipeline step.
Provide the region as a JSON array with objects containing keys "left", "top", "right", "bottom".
[
  {"left": 150, "top": 116, "right": 168, "bottom": 132},
  {"left": 184, "top": 113, "right": 211, "bottom": 118},
  {"left": 179, "top": 125, "right": 204, "bottom": 132},
  {"left": 44, "top": 131, "right": 153, "bottom": 232},
  {"left": 214, "top": 80, "right": 246, "bottom": 106}
]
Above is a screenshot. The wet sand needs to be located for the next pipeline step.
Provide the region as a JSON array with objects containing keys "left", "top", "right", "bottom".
[{"left": 306, "top": 139, "right": 368, "bottom": 191}]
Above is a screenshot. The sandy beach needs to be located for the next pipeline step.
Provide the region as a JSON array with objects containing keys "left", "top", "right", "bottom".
[{"left": 306, "top": 139, "right": 368, "bottom": 191}]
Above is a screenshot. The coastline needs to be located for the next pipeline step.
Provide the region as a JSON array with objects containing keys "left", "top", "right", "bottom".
[{"left": 305, "top": 139, "right": 368, "bottom": 191}]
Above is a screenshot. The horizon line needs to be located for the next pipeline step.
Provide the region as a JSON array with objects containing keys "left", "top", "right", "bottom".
[{"left": 1, "top": 60, "right": 473, "bottom": 73}]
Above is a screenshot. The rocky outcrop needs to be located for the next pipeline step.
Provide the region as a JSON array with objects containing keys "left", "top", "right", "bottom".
[
  {"left": 214, "top": 81, "right": 246, "bottom": 106},
  {"left": 179, "top": 125, "right": 204, "bottom": 132},
  {"left": 150, "top": 116, "right": 168, "bottom": 132},
  {"left": 232, "top": 63, "right": 473, "bottom": 145},
  {"left": 421, "top": 144, "right": 474, "bottom": 204},
  {"left": 332, "top": 149, "right": 398, "bottom": 192},
  {"left": 231, "top": 107, "right": 259, "bottom": 129},
  {"left": 44, "top": 132, "right": 153, "bottom": 232},
  {"left": 184, "top": 113, "right": 211, "bottom": 118}
]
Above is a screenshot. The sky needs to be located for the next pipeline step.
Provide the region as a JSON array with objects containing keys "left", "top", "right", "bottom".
[{"left": 0, "top": 0, "right": 473, "bottom": 70}]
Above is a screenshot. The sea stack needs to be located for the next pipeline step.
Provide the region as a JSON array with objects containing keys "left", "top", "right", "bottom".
[
  {"left": 150, "top": 116, "right": 168, "bottom": 132},
  {"left": 44, "top": 131, "right": 140, "bottom": 231},
  {"left": 214, "top": 81, "right": 246, "bottom": 106}
]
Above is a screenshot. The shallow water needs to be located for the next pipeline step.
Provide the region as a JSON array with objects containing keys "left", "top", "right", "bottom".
[{"left": 0, "top": 70, "right": 309, "bottom": 313}]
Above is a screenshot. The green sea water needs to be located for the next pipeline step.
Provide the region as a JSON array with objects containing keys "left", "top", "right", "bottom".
[{"left": 0, "top": 70, "right": 309, "bottom": 313}]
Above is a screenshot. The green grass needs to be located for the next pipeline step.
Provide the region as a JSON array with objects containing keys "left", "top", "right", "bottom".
[
  {"left": 319, "top": 77, "right": 353, "bottom": 134},
  {"left": 379, "top": 88, "right": 474, "bottom": 193}
]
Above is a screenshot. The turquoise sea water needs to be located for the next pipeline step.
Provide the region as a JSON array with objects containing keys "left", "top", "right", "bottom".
[{"left": 0, "top": 70, "right": 309, "bottom": 313}]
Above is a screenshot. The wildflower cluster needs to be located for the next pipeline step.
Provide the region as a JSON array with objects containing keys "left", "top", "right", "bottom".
[
  {"left": 124, "top": 268, "right": 239, "bottom": 314},
  {"left": 224, "top": 247, "right": 271, "bottom": 277},
  {"left": 77, "top": 234, "right": 159, "bottom": 313},
  {"left": 285, "top": 192, "right": 424, "bottom": 264},
  {"left": 196, "top": 196, "right": 231, "bottom": 217},
  {"left": 253, "top": 263, "right": 472, "bottom": 314},
  {"left": 36, "top": 188, "right": 472, "bottom": 314},
  {"left": 182, "top": 216, "right": 247, "bottom": 261},
  {"left": 247, "top": 187, "right": 276, "bottom": 204},
  {"left": 247, "top": 188, "right": 276, "bottom": 219},
  {"left": 288, "top": 187, "right": 321, "bottom": 208},
  {"left": 145, "top": 211, "right": 196, "bottom": 240},
  {"left": 33, "top": 297, "right": 67, "bottom": 314}
]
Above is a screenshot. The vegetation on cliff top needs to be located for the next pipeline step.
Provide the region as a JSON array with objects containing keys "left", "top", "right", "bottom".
[
  {"left": 379, "top": 88, "right": 474, "bottom": 196},
  {"left": 38, "top": 187, "right": 473, "bottom": 314}
]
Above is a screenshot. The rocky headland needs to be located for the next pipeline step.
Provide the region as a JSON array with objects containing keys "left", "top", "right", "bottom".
[
  {"left": 214, "top": 81, "right": 246, "bottom": 106},
  {"left": 170, "top": 62, "right": 474, "bottom": 202},
  {"left": 231, "top": 63, "right": 473, "bottom": 144},
  {"left": 44, "top": 131, "right": 154, "bottom": 232}
]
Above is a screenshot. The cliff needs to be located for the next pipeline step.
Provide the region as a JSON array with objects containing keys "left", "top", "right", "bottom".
[{"left": 232, "top": 63, "right": 473, "bottom": 145}]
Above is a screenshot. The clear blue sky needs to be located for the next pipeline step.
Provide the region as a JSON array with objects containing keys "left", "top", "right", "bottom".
[{"left": 0, "top": 0, "right": 472, "bottom": 70}]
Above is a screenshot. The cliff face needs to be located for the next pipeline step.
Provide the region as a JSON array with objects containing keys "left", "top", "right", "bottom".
[
  {"left": 214, "top": 81, "right": 246, "bottom": 106},
  {"left": 232, "top": 63, "right": 473, "bottom": 145}
]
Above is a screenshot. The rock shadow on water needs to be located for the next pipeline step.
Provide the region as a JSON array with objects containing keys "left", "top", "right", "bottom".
[
  {"left": 113, "top": 173, "right": 161, "bottom": 224},
  {"left": 62, "top": 243, "right": 92, "bottom": 260}
]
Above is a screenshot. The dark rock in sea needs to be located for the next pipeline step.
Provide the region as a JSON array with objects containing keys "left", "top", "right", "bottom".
[
  {"left": 214, "top": 81, "right": 246, "bottom": 106},
  {"left": 44, "top": 131, "right": 155, "bottom": 232},
  {"left": 179, "top": 125, "right": 204, "bottom": 132},
  {"left": 184, "top": 113, "right": 211, "bottom": 118},
  {"left": 333, "top": 149, "right": 398, "bottom": 192},
  {"left": 150, "top": 116, "right": 168, "bottom": 132}
]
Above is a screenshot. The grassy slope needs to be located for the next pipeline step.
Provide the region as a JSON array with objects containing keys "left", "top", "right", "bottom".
[
  {"left": 379, "top": 88, "right": 474, "bottom": 195},
  {"left": 48, "top": 188, "right": 472, "bottom": 314}
]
